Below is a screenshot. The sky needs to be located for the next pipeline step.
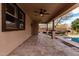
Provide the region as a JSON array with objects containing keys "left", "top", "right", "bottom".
[{"left": 60, "top": 7, "right": 79, "bottom": 26}]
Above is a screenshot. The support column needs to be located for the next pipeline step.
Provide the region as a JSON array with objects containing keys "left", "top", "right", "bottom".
[
  {"left": 52, "top": 19, "right": 55, "bottom": 39},
  {"left": 31, "top": 20, "right": 39, "bottom": 35},
  {"left": 46, "top": 23, "right": 48, "bottom": 34}
]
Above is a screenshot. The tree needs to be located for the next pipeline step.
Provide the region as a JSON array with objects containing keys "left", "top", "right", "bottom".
[
  {"left": 55, "top": 12, "right": 72, "bottom": 27},
  {"left": 71, "top": 18, "right": 79, "bottom": 32}
]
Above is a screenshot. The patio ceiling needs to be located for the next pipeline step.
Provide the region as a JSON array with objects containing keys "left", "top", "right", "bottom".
[{"left": 17, "top": 3, "right": 75, "bottom": 23}]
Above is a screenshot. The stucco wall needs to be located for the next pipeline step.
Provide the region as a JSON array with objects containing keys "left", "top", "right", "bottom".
[
  {"left": 0, "top": 4, "right": 32, "bottom": 55},
  {"left": 31, "top": 20, "right": 39, "bottom": 35}
]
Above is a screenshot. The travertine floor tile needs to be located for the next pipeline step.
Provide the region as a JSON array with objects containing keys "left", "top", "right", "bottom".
[{"left": 9, "top": 33, "right": 79, "bottom": 56}]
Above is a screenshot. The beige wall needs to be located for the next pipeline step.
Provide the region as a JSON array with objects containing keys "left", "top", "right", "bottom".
[
  {"left": 0, "top": 4, "right": 32, "bottom": 55},
  {"left": 31, "top": 20, "right": 39, "bottom": 35}
]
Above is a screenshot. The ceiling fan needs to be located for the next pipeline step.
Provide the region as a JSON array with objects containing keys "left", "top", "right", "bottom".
[{"left": 34, "top": 8, "right": 50, "bottom": 17}]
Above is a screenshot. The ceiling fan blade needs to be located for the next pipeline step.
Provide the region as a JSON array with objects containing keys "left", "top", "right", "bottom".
[
  {"left": 34, "top": 11, "right": 39, "bottom": 13},
  {"left": 44, "top": 13, "right": 50, "bottom": 15}
]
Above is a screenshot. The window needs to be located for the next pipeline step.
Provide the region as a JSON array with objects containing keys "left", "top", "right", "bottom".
[{"left": 2, "top": 3, "right": 25, "bottom": 31}]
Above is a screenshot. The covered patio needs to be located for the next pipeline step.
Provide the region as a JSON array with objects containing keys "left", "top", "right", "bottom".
[{"left": 0, "top": 3, "right": 79, "bottom": 56}]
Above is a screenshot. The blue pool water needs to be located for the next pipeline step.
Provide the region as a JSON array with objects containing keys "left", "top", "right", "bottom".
[{"left": 71, "top": 38, "right": 79, "bottom": 43}]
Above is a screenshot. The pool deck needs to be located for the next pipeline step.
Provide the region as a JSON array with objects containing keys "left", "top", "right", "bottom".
[
  {"left": 55, "top": 36, "right": 79, "bottom": 48},
  {"left": 9, "top": 33, "right": 79, "bottom": 56},
  {"left": 68, "top": 34, "right": 79, "bottom": 38}
]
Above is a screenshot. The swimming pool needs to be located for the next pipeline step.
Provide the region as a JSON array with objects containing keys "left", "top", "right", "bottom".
[
  {"left": 71, "top": 38, "right": 79, "bottom": 43},
  {"left": 64, "top": 37, "right": 79, "bottom": 43}
]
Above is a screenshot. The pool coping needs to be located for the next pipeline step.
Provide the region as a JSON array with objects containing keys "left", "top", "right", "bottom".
[{"left": 55, "top": 36, "right": 79, "bottom": 48}]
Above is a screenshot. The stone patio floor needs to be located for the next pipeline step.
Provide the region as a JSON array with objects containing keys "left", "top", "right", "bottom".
[{"left": 9, "top": 33, "right": 79, "bottom": 56}]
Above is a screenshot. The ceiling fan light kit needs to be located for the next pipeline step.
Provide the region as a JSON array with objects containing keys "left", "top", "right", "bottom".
[
  {"left": 34, "top": 8, "right": 50, "bottom": 17},
  {"left": 40, "top": 14, "right": 44, "bottom": 17}
]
